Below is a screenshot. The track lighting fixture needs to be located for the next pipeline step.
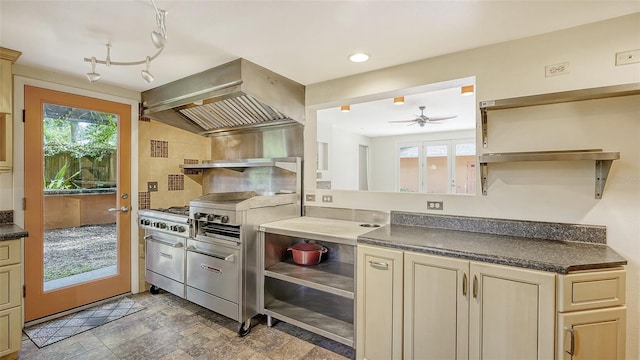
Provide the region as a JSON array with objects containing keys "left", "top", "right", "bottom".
[{"left": 83, "top": 0, "right": 167, "bottom": 84}]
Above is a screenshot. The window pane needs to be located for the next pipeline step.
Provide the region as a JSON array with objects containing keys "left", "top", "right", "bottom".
[
  {"left": 425, "top": 145, "right": 449, "bottom": 194},
  {"left": 455, "top": 142, "right": 476, "bottom": 194},
  {"left": 399, "top": 146, "right": 419, "bottom": 192}
]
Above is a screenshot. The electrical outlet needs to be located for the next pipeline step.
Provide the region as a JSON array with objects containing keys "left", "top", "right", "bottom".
[
  {"left": 322, "top": 195, "right": 333, "bottom": 203},
  {"left": 147, "top": 181, "right": 158, "bottom": 192},
  {"left": 545, "top": 62, "right": 570, "bottom": 77},
  {"left": 305, "top": 194, "right": 316, "bottom": 202},
  {"left": 427, "top": 201, "right": 444, "bottom": 211},
  {"left": 616, "top": 49, "right": 640, "bottom": 66}
]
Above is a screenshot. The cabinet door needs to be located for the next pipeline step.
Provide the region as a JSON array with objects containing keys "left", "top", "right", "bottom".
[
  {"left": 469, "top": 262, "right": 555, "bottom": 360},
  {"left": 404, "top": 252, "right": 469, "bottom": 360},
  {"left": 356, "top": 244, "right": 403, "bottom": 360},
  {"left": 557, "top": 307, "right": 626, "bottom": 360},
  {"left": 0, "top": 264, "right": 21, "bottom": 311},
  {"left": 0, "top": 306, "right": 21, "bottom": 357},
  {"left": 0, "top": 59, "right": 11, "bottom": 113}
]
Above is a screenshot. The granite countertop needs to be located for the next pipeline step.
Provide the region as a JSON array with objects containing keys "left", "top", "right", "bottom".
[
  {"left": 259, "top": 216, "right": 383, "bottom": 245},
  {"left": 358, "top": 224, "right": 626, "bottom": 274},
  {"left": 0, "top": 223, "right": 29, "bottom": 241}
]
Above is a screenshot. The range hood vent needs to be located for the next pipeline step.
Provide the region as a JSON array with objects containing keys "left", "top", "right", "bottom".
[{"left": 141, "top": 58, "right": 305, "bottom": 136}]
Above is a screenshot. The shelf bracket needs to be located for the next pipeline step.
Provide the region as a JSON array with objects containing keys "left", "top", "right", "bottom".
[
  {"left": 595, "top": 159, "right": 614, "bottom": 199},
  {"left": 481, "top": 108, "right": 488, "bottom": 148},
  {"left": 480, "top": 163, "right": 488, "bottom": 195}
]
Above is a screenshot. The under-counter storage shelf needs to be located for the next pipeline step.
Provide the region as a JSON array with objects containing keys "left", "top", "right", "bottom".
[
  {"left": 264, "top": 259, "right": 354, "bottom": 299},
  {"left": 479, "top": 82, "right": 640, "bottom": 147},
  {"left": 479, "top": 149, "right": 619, "bottom": 198},
  {"left": 260, "top": 220, "right": 359, "bottom": 348}
]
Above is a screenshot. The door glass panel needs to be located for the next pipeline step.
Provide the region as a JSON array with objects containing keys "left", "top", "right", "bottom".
[
  {"left": 42, "top": 103, "right": 118, "bottom": 291},
  {"left": 454, "top": 142, "right": 476, "bottom": 195},
  {"left": 399, "top": 145, "right": 419, "bottom": 192},
  {"left": 425, "top": 144, "right": 449, "bottom": 194}
]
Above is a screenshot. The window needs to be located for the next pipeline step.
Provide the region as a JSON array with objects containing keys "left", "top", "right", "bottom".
[{"left": 398, "top": 139, "right": 475, "bottom": 194}]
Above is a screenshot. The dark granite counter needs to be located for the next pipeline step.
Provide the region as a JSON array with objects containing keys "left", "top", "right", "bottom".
[
  {"left": 357, "top": 212, "right": 626, "bottom": 274},
  {"left": 0, "top": 224, "right": 28, "bottom": 241}
]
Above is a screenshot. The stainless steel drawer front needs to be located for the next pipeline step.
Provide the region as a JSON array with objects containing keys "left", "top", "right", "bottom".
[
  {"left": 186, "top": 239, "right": 239, "bottom": 303},
  {"left": 146, "top": 235, "right": 185, "bottom": 283}
]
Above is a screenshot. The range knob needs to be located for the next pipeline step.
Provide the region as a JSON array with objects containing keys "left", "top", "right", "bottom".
[
  {"left": 177, "top": 226, "right": 187, "bottom": 232},
  {"left": 220, "top": 215, "right": 229, "bottom": 224},
  {"left": 154, "top": 222, "right": 166, "bottom": 229},
  {"left": 207, "top": 214, "right": 216, "bottom": 222}
]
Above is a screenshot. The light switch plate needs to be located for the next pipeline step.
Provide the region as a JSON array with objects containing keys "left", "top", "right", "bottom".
[
  {"left": 305, "top": 194, "right": 316, "bottom": 202},
  {"left": 147, "top": 181, "right": 158, "bottom": 192},
  {"left": 616, "top": 49, "right": 640, "bottom": 66}
]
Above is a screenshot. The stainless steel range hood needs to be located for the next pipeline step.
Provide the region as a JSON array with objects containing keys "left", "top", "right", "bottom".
[{"left": 141, "top": 58, "right": 305, "bottom": 136}]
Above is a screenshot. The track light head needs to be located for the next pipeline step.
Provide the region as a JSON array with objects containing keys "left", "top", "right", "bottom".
[
  {"left": 141, "top": 56, "right": 155, "bottom": 83},
  {"left": 151, "top": 30, "right": 166, "bottom": 49},
  {"left": 86, "top": 57, "right": 101, "bottom": 82}
]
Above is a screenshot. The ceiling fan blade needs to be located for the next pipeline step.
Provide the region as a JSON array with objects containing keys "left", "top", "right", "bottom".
[
  {"left": 388, "top": 119, "right": 419, "bottom": 124},
  {"left": 426, "top": 114, "right": 457, "bottom": 121}
]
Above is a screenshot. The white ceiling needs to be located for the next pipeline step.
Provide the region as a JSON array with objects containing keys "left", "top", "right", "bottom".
[
  {"left": 2, "top": 1, "right": 638, "bottom": 137},
  {"left": 1, "top": 1, "right": 638, "bottom": 93}
]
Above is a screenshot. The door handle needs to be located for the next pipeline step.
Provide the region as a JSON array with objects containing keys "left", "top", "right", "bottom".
[
  {"left": 462, "top": 273, "right": 468, "bottom": 296},
  {"left": 109, "top": 206, "right": 130, "bottom": 213},
  {"left": 473, "top": 275, "right": 478, "bottom": 298},
  {"left": 565, "top": 327, "right": 575, "bottom": 356},
  {"left": 368, "top": 260, "right": 389, "bottom": 270}
]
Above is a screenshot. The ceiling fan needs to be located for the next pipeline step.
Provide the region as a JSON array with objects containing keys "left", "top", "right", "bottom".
[{"left": 389, "top": 106, "right": 457, "bottom": 127}]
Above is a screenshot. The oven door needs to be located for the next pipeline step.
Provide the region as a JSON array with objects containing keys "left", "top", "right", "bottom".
[
  {"left": 186, "top": 238, "right": 240, "bottom": 303},
  {"left": 145, "top": 233, "right": 185, "bottom": 282}
]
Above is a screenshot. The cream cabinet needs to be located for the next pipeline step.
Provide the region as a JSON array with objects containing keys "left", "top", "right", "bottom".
[
  {"left": 356, "top": 244, "right": 403, "bottom": 360},
  {"left": 0, "top": 47, "right": 21, "bottom": 172},
  {"left": 557, "top": 268, "right": 626, "bottom": 360},
  {"left": 0, "top": 239, "right": 22, "bottom": 359},
  {"left": 357, "top": 245, "right": 556, "bottom": 360}
]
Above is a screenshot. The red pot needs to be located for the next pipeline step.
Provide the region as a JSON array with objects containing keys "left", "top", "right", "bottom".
[{"left": 287, "top": 243, "right": 328, "bottom": 266}]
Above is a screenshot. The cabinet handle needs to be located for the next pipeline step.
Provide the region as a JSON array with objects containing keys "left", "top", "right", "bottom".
[
  {"left": 369, "top": 260, "right": 389, "bottom": 270},
  {"left": 462, "top": 273, "right": 468, "bottom": 296},
  {"left": 472, "top": 275, "right": 478, "bottom": 298},
  {"left": 565, "top": 327, "right": 575, "bottom": 356}
]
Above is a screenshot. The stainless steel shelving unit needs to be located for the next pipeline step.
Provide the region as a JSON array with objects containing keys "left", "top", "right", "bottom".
[
  {"left": 259, "top": 223, "right": 358, "bottom": 348},
  {"left": 476, "top": 83, "right": 638, "bottom": 198},
  {"left": 479, "top": 83, "right": 640, "bottom": 148},
  {"left": 180, "top": 157, "right": 300, "bottom": 173},
  {"left": 479, "top": 149, "right": 620, "bottom": 199}
]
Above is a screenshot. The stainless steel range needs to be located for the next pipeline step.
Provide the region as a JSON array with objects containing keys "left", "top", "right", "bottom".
[
  {"left": 186, "top": 176, "right": 300, "bottom": 336},
  {"left": 138, "top": 207, "right": 190, "bottom": 298}
]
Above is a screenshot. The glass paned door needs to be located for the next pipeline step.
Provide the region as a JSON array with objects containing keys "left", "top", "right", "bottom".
[
  {"left": 454, "top": 141, "right": 476, "bottom": 194},
  {"left": 399, "top": 145, "right": 420, "bottom": 192},
  {"left": 24, "top": 86, "right": 131, "bottom": 322},
  {"left": 425, "top": 143, "right": 449, "bottom": 194}
]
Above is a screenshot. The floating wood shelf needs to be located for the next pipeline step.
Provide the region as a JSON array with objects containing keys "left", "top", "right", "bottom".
[{"left": 479, "top": 149, "right": 620, "bottom": 199}]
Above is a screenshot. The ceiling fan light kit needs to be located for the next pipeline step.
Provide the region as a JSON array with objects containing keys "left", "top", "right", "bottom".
[{"left": 83, "top": 0, "right": 167, "bottom": 84}]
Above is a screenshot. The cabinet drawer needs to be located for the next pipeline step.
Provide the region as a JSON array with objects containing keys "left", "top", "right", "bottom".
[
  {"left": 0, "top": 264, "right": 21, "bottom": 311},
  {"left": 558, "top": 268, "right": 625, "bottom": 312},
  {"left": 0, "top": 240, "right": 20, "bottom": 267},
  {"left": 0, "top": 306, "right": 21, "bottom": 357}
]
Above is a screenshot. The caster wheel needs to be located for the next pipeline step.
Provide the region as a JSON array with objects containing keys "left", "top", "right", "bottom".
[
  {"left": 149, "top": 285, "right": 160, "bottom": 295},
  {"left": 238, "top": 320, "right": 252, "bottom": 337}
]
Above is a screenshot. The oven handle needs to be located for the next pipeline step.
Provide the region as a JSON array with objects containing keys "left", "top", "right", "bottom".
[
  {"left": 144, "top": 235, "right": 184, "bottom": 248},
  {"left": 186, "top": 245, "right": 235, "bottom": 262}
]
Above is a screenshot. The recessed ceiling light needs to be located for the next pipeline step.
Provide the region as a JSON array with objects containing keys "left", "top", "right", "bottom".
[{"left": 349, "top": 53, "right": 370, "bottom": 63}]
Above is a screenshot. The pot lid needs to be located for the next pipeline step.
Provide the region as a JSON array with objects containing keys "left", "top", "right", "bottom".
[{"left": 289, "top": 242, "right": 325, "bottom": 251}]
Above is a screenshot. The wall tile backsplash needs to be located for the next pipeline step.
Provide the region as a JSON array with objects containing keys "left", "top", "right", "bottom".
[
  {"left": 168, "top": 174, "right": 185, "bottom": 191},
  {"left": 138, "top": 192, "right": 150, "bottom": 209},
  {"left": 150, "top": 140, "right": 169, "bottom": 158}
]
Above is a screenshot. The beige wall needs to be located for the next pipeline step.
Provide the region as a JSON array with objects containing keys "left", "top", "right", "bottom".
[
  {"left": 305, "top": 13, "right": 640, "bottom": 358},
  {"left": 137, "top": 119, "right": 210, "bottom": 209}
]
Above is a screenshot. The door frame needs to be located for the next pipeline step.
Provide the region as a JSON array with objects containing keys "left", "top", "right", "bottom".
[{"left": 12, "top": 76, "right": 140, "bottom": 319}]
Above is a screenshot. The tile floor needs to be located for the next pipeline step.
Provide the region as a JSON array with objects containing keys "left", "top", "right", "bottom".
[{"left": 19, "top": 291, "right": 354, "bottom": 360}]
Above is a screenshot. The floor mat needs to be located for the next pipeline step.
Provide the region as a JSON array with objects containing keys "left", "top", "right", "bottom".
[{"left": 23, "top": 297, "right": 145, "bottom": 348}]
